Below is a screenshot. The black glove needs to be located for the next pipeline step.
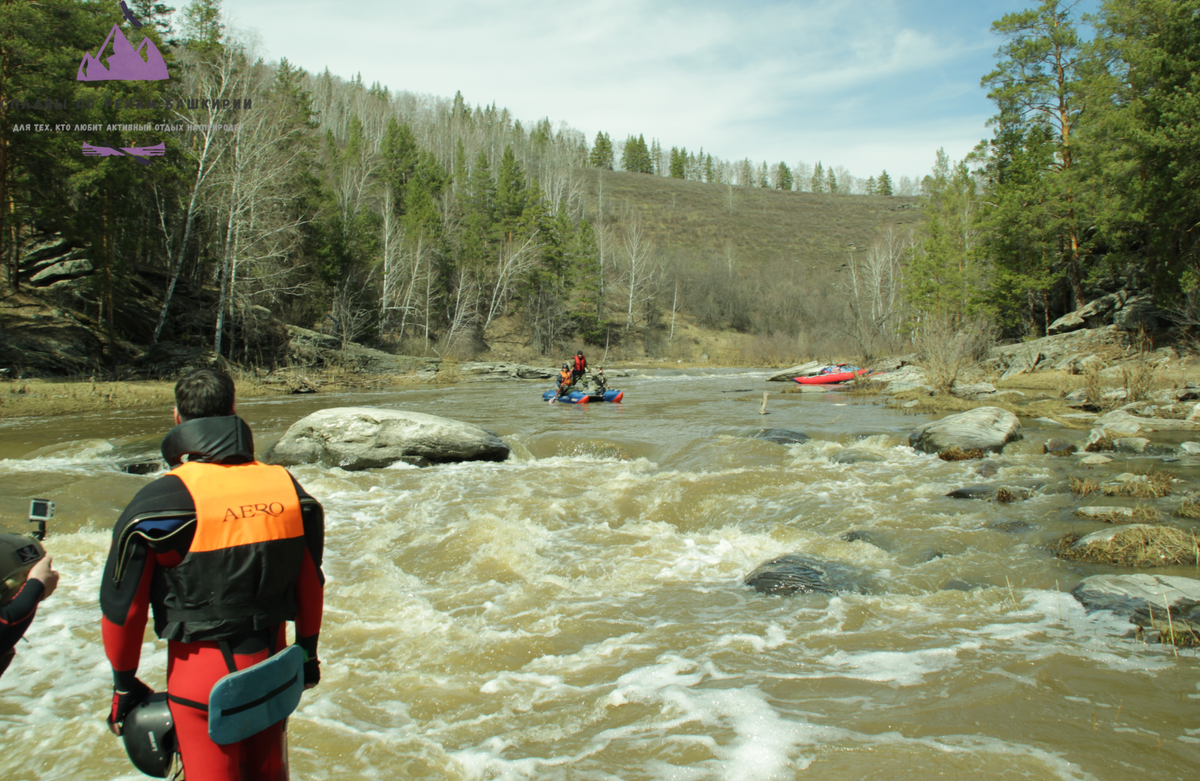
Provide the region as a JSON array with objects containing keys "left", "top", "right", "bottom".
[
  {"left": 296, "top": 636, "right": 320, "bottom": 689},
  {"left": 108, "top": 678, "right": 153, "bottom": 735},
  {"left": 303, "top": 656, "right": 320, "bottom": 688}
]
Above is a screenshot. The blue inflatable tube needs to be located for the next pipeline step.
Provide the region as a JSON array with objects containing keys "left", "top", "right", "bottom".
[{"left": 542, "top": 389, "right": 624, "bottom": 404}]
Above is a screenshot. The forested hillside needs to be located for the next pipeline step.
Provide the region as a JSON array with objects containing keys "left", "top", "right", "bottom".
[
  {"left": 0, "top": 0, "right": 931, "bottom": 371},
  {"left": 1, "top": 0, "right": 1197, "bottom": 376}
]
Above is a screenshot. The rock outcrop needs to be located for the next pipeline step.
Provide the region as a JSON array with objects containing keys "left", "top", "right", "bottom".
[{"left": 265, "top": 407, "right": 511, "bottom": 470}]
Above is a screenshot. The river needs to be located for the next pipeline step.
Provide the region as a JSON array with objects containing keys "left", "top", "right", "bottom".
[{"left": 0, "top": 369, "right": 1197, "bottom": 780}]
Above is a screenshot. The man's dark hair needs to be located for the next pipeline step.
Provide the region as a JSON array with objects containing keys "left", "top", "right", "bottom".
[{"left": 174, "top": 368, "right": 235, "bottom": 420}]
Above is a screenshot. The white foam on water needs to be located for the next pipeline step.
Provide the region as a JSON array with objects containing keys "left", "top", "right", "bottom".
[{"left": 813, "top": 643, "right": 971, "bottom": 686}]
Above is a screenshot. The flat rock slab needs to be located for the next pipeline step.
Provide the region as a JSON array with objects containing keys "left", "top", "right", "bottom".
[
  {"left": 265, "top": 407, "right": 511, "bottom": 470},
  {"left": 909, "top": 406, "right": 1023, "bottom": 455},
  {"left": 1072, "top": 574, "right": 1200, "bottom": 625},
  {"left": 766, "top": 361, "right": 825, "bottom": 382},
  {"left": 1095, "top": 408, "right": 1200, "bottom": 433}
]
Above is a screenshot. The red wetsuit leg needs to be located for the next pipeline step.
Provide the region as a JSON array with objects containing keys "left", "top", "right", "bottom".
[{"left": 167, "top": 633, "right": 289, "bottom": 781}]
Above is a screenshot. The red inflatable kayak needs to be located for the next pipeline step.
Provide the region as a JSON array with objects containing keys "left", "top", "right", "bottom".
[{"left": 793, "top": 368, "right": 868, "bottom": 385}]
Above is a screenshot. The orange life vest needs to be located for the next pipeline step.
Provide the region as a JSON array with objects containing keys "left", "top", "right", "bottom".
[{"left": 156, "top": 461, "right": 306, "bottom": 642}]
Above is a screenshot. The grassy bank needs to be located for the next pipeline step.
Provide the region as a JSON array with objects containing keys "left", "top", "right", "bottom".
[{"left": 0, "top": 367, "right": 439, "bottom": 419}]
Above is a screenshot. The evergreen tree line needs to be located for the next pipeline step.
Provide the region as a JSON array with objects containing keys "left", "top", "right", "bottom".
[
  {"left": 898, "top": 0, "right": 1200, "bottom": 341},
  {"left": 587, "top": 130, "right": 919, "bottom": 196}
]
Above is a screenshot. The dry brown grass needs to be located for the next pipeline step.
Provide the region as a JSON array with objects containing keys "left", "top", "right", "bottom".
[
  {"left": 1077, "top": 505, "right": 1162, "bottom": 524},
  {"left": 1103, "top": 471, "right": 1173, "bottom": 499},
  {"left": 0, "top": 379, "right": 181, "bottom": 418},
  {"left": 1122, "top": 356, "right": 1156, "bottom": 403},
  {"left": 995, "top": 488, "right": 1020, "bottom": 504},
  {"left": 1177, "top": 498, "right": 1200, "bottom": 519},
  {"left": 938, "top": 447, "right": 986, "bottom": 461},
  {"left": 1083, "top": 363, "right": 1109, "bottom": 410},
  {"left": 0, "top": 365, "right": 446, "bottom": 419},
  {"left": 1071, "top": 476, "right": 1103, "bottom": 497},
  {"left": 887, "top": 391, "right": 1081, "bottom": 424},
  {"left": 1053, "top": 526, "right": 1200, "bottom": 567},
  {"left": 994, "top": 369, "right": 1082, "bottom": 394},
  {"left": 1140, "top": 620, "right": 1200, "bottom": 649}
]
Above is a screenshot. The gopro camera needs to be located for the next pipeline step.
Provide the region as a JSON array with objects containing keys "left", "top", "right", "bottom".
[{"left": 29, "top": 499, "right": 53, "bottom": 541}]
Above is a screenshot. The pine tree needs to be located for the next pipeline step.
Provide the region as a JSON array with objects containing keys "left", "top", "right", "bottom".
[
  {"left": 668, "top": 147, "right": 686, "bottom": 179},
  {"left": 588, "top": 131, "right": 614, "bottom": 169},
  {"left": 905, "top": 149, "right": 987, "bottom": 323},
  {"left": 621, "top": 135, "right": 653, "bottom": 174},
  {"left": 495, "top": 146, "right": 531, "bottom": 240},
  {"left": 181, "top": 0, "right": 223, "bottom": 53},
  {"left": 865, "top": 176, "right": 877, "bottom": 195},
  {"left": 774, "top": 162, "right": 793, "bottom": 191},
  {"left": 982, "top": 0, "right": 1091, "bottom": 308},
  {"left": 811, "top": 162, "right": 825, "bottom": 193},
  {"left": 877, "top": 171, "right": 894, "bottom": 196},
  {"left": 825, "top": 167, "right": 838, "bottom": 193},
  {"left": 1089, "top": 0, "right": 1200, "bottom": 302}
]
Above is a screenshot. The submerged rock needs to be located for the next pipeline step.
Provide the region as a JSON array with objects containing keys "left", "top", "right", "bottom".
[
  {"left": 264, "top": 407, "right": 511, "bottom": 470},
  {"left": 1044, "top": 438, "right": 1077, "bottom": 457},
  {"left": 833, "top": 448, "right": 883, "bottom": 465},
  {"left": 946, "top": 484, "right": 1032, "bottom": 502},
  {"left": 974, "top": 460, "right": 1001, "bottom": 477},
  {"left": 909, "top": 407, "right": 1023, "bottom": 455},
  {"left": 744, "top": 554, "right": 868, "bottom": 596},
  {"left": 1077, "top": 454, "right": 1114, "bottom": 466},
  {"left": 121, "top": 461, "right": 163, "bottom": 475},
  {"left": 946, "top": 485, "right": 998, "bottom": 500},
  {"left": 751, "top": 428, "right": 810, "bottom": 445}
]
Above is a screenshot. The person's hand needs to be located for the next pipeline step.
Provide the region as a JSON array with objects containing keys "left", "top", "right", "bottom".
[
  {"left": 108, "top": 678, "right": 153, "bottom": 735},
  {"left": 303, "top": 656, "right": 320, "bottom": 690},
  {"left": 28, "top": 556, "right": 58, "bottom": 600}
]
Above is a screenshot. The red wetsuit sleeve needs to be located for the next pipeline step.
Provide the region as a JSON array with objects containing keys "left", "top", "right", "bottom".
[
  {"left": 294, "top": 550, "right": 323, "bottom": 644},
  {"left": 101, "top": 555, "right": 155, "bottom": 675}
]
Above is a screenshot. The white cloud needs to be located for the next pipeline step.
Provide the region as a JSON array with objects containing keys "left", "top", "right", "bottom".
[{"left": 223, "top": 0, "right": 999, "bottom": 178}]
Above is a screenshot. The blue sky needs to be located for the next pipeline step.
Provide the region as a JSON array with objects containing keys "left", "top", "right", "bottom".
[{"left": 224, "top": 0, "right": 1066, "bottom": 182}]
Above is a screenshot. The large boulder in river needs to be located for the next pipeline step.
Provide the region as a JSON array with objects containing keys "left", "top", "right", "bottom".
[
  {"left": 264, "top": 407, "right": 511, "bottom": 470},
  {"left": 908, "top": 407, "right": 1023, "bottom": 455}
]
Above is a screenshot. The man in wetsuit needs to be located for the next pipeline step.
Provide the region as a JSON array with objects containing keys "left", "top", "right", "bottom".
[
  {"left": 0, "top": 539, "right": 59, "bottom": 678},
  {"left": 101, "top": 367, "right": 324, "bottom": 780}
]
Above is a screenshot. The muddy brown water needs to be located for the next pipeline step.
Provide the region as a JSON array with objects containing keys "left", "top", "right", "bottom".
[{"left": 1, "top": 370, "right": 1198, "bottom": 780}]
